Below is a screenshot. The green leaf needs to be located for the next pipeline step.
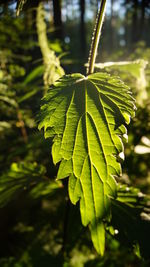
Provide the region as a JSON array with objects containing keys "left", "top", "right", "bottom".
[
  {"left": 94, "top": 59, "right": 147, "bottom": 80},
  {"left": 111, "top": 185, "right": 150, "bottom": 259},
  {"left": 23, "top": 65, "right": 44, "bottom": 85},
  {"left": 0, "top": 95, "right": 18, "bottom": 107},
  {"left": 0, "top": 162, "right": 46, "bottom": 207},
  {"left": 38, "top": 72, "right": 135, "bottom": 255},
  {"left": 94, "top": 59, "right": 148, "bottom": 106}
]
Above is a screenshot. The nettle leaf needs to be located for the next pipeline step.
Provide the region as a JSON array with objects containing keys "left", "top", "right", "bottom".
[{"left": 38, "top": 72, "right": 135, "bottom": 255}]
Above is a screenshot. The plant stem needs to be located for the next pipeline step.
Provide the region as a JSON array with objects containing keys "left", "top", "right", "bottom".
[
  {"left": 62, "top": 197, "right": 71, "bottom": 257},
  {"left": 17, "top": 108, "right": 28, "bottom": 143},
  {"left": 87, "top": 0, "right": 107, "bottom": 75},
  {"left": 36, "top": 3, "right": 64, "bottom": 88}
]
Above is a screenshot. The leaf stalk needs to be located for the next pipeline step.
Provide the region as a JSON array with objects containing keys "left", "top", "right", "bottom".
[{"left": 87, "top": 0, "right": 107, "bottom": 75}]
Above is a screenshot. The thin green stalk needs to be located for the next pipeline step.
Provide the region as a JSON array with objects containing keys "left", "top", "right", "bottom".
[{"left": 87, "top": 0, "right": 107, "bottom": 75}]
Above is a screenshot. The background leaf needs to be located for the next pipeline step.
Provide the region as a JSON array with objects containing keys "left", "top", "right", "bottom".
[
  {"left": 0, "top": 162, "right": 46, "bottom": 207},
  {"left": 94, "top": 60, "right": 148, "bottom": 106},
  {"left": 111, "top": 184, "right": 150, "bottom": 259}
]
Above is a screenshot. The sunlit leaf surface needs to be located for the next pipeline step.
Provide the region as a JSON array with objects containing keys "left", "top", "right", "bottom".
[{"left": 38, "top": 72, "right": 135, "bottom": 254}]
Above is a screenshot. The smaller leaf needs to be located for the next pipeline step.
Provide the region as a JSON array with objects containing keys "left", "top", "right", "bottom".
[
  {"left": 0, "top": 162, "right": 46, "bottom": 207},
  {"left": 134, "top": 136, "right": 150, "bottom": 154},
  {"left": 94, "top": 59, "right": 148, "bottom": 106},
  {"left": 111, "top": 185, "right": 150, "bottom": 259}
]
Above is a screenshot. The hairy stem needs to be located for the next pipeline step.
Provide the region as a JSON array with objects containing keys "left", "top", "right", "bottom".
[{"left": 87, "top": 0, "right": 107, "bottom": 75}]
